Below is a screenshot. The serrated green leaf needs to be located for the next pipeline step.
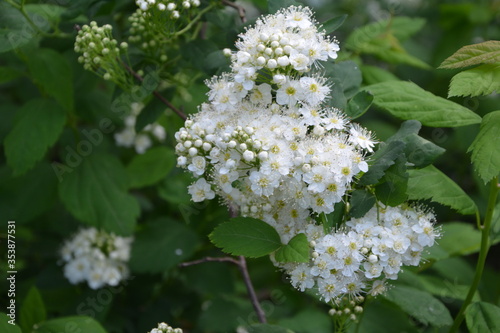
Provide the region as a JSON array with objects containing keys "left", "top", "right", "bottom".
[
  {"left": 209, "top": 217, "right": 282, "bottom": 258},
  {"left": 268, "top": 0, "right": 302, "bottom": 14},
  {"left": 468, "top": 110, "right": 500, "bottom": 183},
  {"left": 26, "top": 48, "right": 73, "bottom": 111},
  {"left": 359, "top": 140, "right": 406, "bottom": 186},
  {"left": 449, "top": 64, "right": 500, "bottom": 97},
  {"left": 20, "top": 287, "right": 46, "bottom": 333},
  {"left": 34, "top": 316, "right": 107, "bottom": 333},
  {"left": 247, "top": 324, "right": 294, "bottom": 333},
  {"left": 362, "top": 81, "right": 482, "bottom": 127},
  {"left": 361, "top": 65, "right": 399, "bottom": 85},
  {"left": 59, "top": 154, "right": 140, "bottom": 236},
  {"left": 130, "top": 218, "right": 199, "bottom": 273},
  {"left": 24, "top": 4, "right": 65, "bottom": 26},
  {"left": 321, "top": 14, "right": 347, "bottom": 34},
  {"left": 349, "top": 189, "right": 376, "bottom": 218},
  {"left": 0, "top": 3, "right": 39, "bottom": 53},
  {"left": 275, "top": 233, "right": 309, "bottom": 263},
  {"left": 126, "top": 146, "right": 175, "bottom": 188},
  {"left": 439, "top": 222, "right": 482, "bottom": 256},
  {"left": 384, "top": 285, "right": 453, "bottom": 327},
  {"left": 439, "top": 40, "right": 500, "bottom": 69},
  {"left": 0, "top": 313, "right": 21, "bottom": 333},
  {"left": 375, "top": 155, "right": 408, "bottom": 206},
  {"left": 325, "top": 61, "right": 362, "bottom": 99},
  {"left": 466, "top": 302, "right": 500, "bottom": 333},
  {"left": 345, "top": 90, "right": 373, "bottom": 119},
  {"left": 407, "top": 165, "right": 477, "bottom": 215},
  {"left": 4, "top": 99, "right": 66, "bottom": 176}
]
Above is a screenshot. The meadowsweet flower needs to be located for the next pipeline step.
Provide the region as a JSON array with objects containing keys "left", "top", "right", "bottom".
[{"left": 148, "top": 322, "right": 183, "bottom": 333}]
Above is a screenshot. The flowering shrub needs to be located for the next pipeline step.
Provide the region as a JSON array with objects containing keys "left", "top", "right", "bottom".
[{"left": 1, "top": 0, "right": 499, "bottom": 332}]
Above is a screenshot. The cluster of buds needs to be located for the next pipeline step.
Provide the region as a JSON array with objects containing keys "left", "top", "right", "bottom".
[{"left": 148, "top": 322, "right": 183, "bottom": 333}]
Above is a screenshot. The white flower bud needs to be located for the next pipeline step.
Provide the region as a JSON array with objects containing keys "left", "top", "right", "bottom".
[
  {"left": 354, "top": 306, "right": 363, "bottom": 313},
  {"left": 183, "top": 140, "right": 192, "bottom": 148},
  {"left": 267, "top": 59, "right": 277, "bottom": 69},
  {"left": 270, "top": 41, "right": 279, "bottom": 48},
  {"left": 361, "top": 247, "right": 369, "bottom": 254},
  {"left": 312, "top": 251, "right": 319, "bottom": 258},
  {"left": 275, "top": 47, "right": 283, "bottom": 56},
  {"left": 259, "top": 33, "right": 269, "bottom": 42},
  {"left": 188, "top": 147, "right": 198, "bottom": 156},
  {"left": 272, "top": 74, "right": 286, "bottom": 84},
  {"left": 264, "top": 47, "right": 273, "bottom": 55},
  {"left": 228, "top": 140, "right": 237, "bottom": 148},
  {"left": 177, "top": 156, "right": 187, "bottom": 166},
  {"left": 256, "top": 56, "right": 266, "bottom": 66},
  {"left": 277, "top": 56, "right": 289, "bottom": 67},
  {"left": 194, "top": 139, "right": 203, "bottom": 147},
  {"left": 223, "top": 48, "right": 232, "bottom": 57},
  {"left": 239, "top": 143, "right": 247, "bottom": 151},
  {"left": 313, "top": 126, "right": 325, "bottom": 136},
  {"left": 258, "top": 151, "right": 268, "bottom": 160},
  {"left": 103, "top": 73, "right": 111, "bottom": 80},
  {"left": 182, "top": 1, "right": 190, "bottom": 8},
  {"left": 302, "top": 164, "right": 311, "bottom": 173},
  {"left": 368, "top": 254, "right": 378, "bottom": 263},
  {"left": 158, "top": 3, "right": 166, "bottom": 10},
  {"left": 283, "top": 45, "right": 292, "bottom": 54},
  {"left": 167, "top": 2, "right": 176, "bottom": 10},
  {"left": 257, "top": 44, "right": 266, "bottom": 52},
  {"left": 202, "top": 142, "right": 212, "bottom": 151},
  {"left": 250, "top": 205, "right": 258, "bottom": 213},
  {"left": 243, "top": 150, "right": 255, "bottom": 161}
]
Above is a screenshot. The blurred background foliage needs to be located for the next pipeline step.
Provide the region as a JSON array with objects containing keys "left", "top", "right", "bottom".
[{"left": 0, "top": 0, "right": 499, "bottom": 332}]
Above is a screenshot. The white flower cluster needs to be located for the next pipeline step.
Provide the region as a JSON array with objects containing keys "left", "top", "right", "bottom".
[
  {"left": 60, "top": 227, "right": 133, "bottom": 290},
  {"left": 135, "top": 0, "right": 200, "bottom": 20},
  {"left": 176, "top": 6, "right": 375, "bottom": 241},
  {"left": 282, "top": 204, "right": 439, "bottom": 302},
  {"left": 75, "top": 22, "right": 130, "bottom": 84},
  {"left": 148, "top": 322, "right": 183, "bottom": 333},
  {"left": 114, "top": 102, "right": 166, "bottom": 154}
]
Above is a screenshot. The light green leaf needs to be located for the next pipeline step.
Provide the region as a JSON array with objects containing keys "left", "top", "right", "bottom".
[
  {"left": 126, "top": 146, "right": 175, "bottom": 188},
  {"left": 407, "top": 165, "right": 477, "bottom": 215},
  {"left": 247, "top": 324, "right": 294, "bottom": 333},
  {"left": 4, "top": 99, "right": 66, "bottom": 176},
  {"left": 26, "top": 48, "right": 73, "bottom": 111},
  {"left": 209, "top": 217, "right": 282, "bottom": 258},
  {"left": 362, "top": 81, "right": 482, "bottom": 127},
  {"left": 359, "top": 140, "right": 406, "bottom": 186},
  {"left": 0, "top": 313, "right": 21, "bottom": 333},
  {"left": 275, "top": 233, "right": 309, "bottom": 263},
  {"left": 34, "top": 316, "right": 107, "bottom": 333},
  {"left": 349, "top": 189, "right": 376, "bottom": 218},
  {"left": 345, "top": 90, "right": 373, "bottom": 119},
  {"left": 384, "top": 285, "right": 453, "bottom": 327},
  {"left": 468, "top": 110, "right": 500, "bottom": 183},
  {"left": 439, "top": 222, "right": 482, "bottom": 255},
  {"left": 321, "top": 14, "right": 347, "bottom": 34},
  {"left": 361, "top": 65, "right": 399, "bottom": 85},
  {"left": 449, "top": 64, "right": 500, "bottom": 97},
  {"left": 130, "top": 218, "right": 199, "bottom": 273},
  {"left": 439, "top": 40, "right": 500, "bottom": 69},
  {"left": 59, "top": 154, "right": 140, "bottom": 236},
  {"left": 20, "top": 287, "right": 46, "bottom": 333},
  {"left": 466, "top": 302, "right": 500, "bottom": 333}
]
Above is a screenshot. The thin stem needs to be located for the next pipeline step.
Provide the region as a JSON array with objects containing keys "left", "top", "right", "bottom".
[
  {"left": 179, "top": 256, "right": 239, "bottom": 267},
  {"left": 221, "top": 0, "right": 247, "bottom": 23},
  {"left": 449, "top": 176, "right": 499, "bottom": 333},
  {"left": 173, "top": 4, "right": 216, "bottom": 38}
]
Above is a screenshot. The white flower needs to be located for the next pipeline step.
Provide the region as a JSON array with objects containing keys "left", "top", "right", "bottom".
[
  {"left": 300, "top": 76, "right": 330, "bottom": 106},
  {"left": 188, "top": 177, "right": 215, "bottom": 202},
  {"left": 188, "top": 156, "right": 206, "bottom": 176},
  {"left": 276, "top": 79, "right": 303, "bottom": 106},
  {"left": 289, "top": 264, "right": 315, "bottom": 291},
  {"left": 348, "top": 123, "right": 376, "bottom": 152}
]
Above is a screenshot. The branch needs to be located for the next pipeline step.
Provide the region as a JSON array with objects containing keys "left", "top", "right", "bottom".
[
  {"left": 221, "top": 0, "right": 246, "bottom": 23},
  {"left": 123, "top": 63, "right": 187, "bottom": 121},
  {"left": 179, "top": 256, "right": 239, "bottom": 267}
]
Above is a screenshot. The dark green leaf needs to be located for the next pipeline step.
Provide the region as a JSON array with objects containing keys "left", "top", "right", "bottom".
[
  {"left": 362, "top": 81, "right": 482, "bottom": 127},
  {"left": 439, "top": 222, "right": 482, "bottom": 255},
  {"left": 59, "top": 154, "right": 140, "bottom": 236},
  {"left": 199, "top": 297, "right": 253, "bottom": 331},
  {"left": 20, "top": 287, "right": 46, "bottom": 333},
  {"left": 439, "top": 40, "right": 500, "bottom": 69},
  {"left": 25, "top": 4, "right": 65, "bottom": 26},
  {"left": 325, "top": 61, "right": 362, "bottom": 99},
  {"left": 449, "top": 64, "right": 500, "bottom": 97},
  {"left": 0, "top": 66, "right": 21, "bottom": 83},
  {"left": 0, "top": 313, "right": 21, "bottom": 333},
  {"left": 34, "top": 316, "right": 107, "bottom": 333},
  {"left": 268, "top": 0, "right": 302, "bottom": 14},
  {"left": 349, "top": 189, "right": 376, "bottom": 218},
  {"left": 466, "top": 302, "right": 500, "bottom": 333},
  {"left": 135, "top": 99, "right": 166, "bottom": 132},
  {"left": 278, "top": 309, "right": 332, "bottom": 333},
  {"left": 468, "top": 110, "right": 500, "bottom": 183},
  {"left": 345, "top": 90, "right": 373, "bottom": 119},
  {"left": 323, "top": 202, "right": 345, "bottom": 234},
  {"left": 355, "top": 298, "right": 418, "bottom": 333},
  {"left": 407, "top": 165, "right": 477, "bottom": 215},
  {"left": 4, "top": 99, "right": 66, "bottom": 176},
  {"left": 130, "top": 218, "right": 199, "bottom": 273},
  {"left": 384, "top": 285, "right": 453, "bottom": 327},
  {"left": 0, "top": 3, "right": 38, "bottom": 53},
  {"left": 321, "top": 14, "right": 347, "bottom": 34},
  {"left": 375, "top": 155, "right": 408, "bottom": 206},
  {"left": 126, "top": 146, "right": 175, "bottom": 188},
  {"left": 358, "top": 140, "right": 406, "bottom": 186},
  {"left": 247, "top": 324, "right": 294, "bottom": 333},
  {"left": 327, "top": 78, "right": 347, "bottom": 110},
  {"left": 361, "top": 65, "right": 399, "bottom": 85},
  {"left": 275, "top": 233, "right": 309, "bottom": 263},
  {"left": 26, "top": 48, "right": 73, "bottom": 111},
  {"left": 209, "top": 217, "right": 282, "bottom": 258}
]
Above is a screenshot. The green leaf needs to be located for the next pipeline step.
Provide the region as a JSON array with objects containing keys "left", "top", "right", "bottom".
[
  {"left": 361, "top": 65, "right": 399, "bottom": 85},
  {"left": 4, "top": 99, "right": 66, "bottom": 176},
  {"left": 0, "top": 3, "right": 39, "bottom": 53},
  {"left": 466, "top": 302, "right": 500, "bottom": 333},
  {"left": 126, "top": 146, "right": 175, "bottom": 188},
  {"left": 439, "top": 40, "right": 500, "bottom": 69},
  {"left": 323, "top": 202, "right": 345, "bottom": 234},
  {"left": 0, "top": 313, "right": 21, "bottom": 333},
  {"left": 362, "top": 81, "right": 482, "bottom": 127},
  {"left": 130, "top": 218, "right": 199, "bottom": 273},
  {"left": 449, "top": 64, "right": 500, "bottom": 97},
  {"left": 26, "top": 48, "right": 73, "bottom": 111},
  {"left": 0, "top": 66, "right": 21, "bottom": 83},
  {"left": 468, "top": 110, "right": 500, "bottom": 183},
  {"left": 275, "top": 233, "right": 309, "bottom": 263},
  {"left": 349, "top": 189, "right": 376, "bottom": 218},
  {"left": 384, "top": 285, "right": 453, "bottom": 327},
  {"left": 59, "top": 154, "right": 140, "bottom": 236},
  {"left": 268, "top": 0, "right": 302, "bottom": 14},
  {"left": 375, "top": 155, "right": 408, "bottom": 206},
  {"left": 359, "top": 140, "right": 406, "bottom": 186},
  {"left": 34, "top": 316, "right": 107, "bottom": 333},
  {"left": 321, "top": 14, "right": 347, "bottom": 34},
  {"left": 135, "top": 98, "right": 167, "bottom": 132},
  {"left": 209, "top": 217, "right": 282, "bottom": 258},
  {"left": 355, "top": 298, "right": 418, "bottom": 333},
  {"left": 439, "top": 222, "right": 482, "bottom": 255},
  {"left": 278, "top": 309, "right": 332, "bottom": 333},
  {"left": 20, "top": 287, "right": 46, "bottom": 333},
  {"left": 407, "top": 165, "right": 477, "bottom": 215},
  {"left": 345, "top": 90, "right": 373, "bottom": 119},
  {"left": 247, "top": 324, "right": 294, "bottom": 333},
  {"left": 325, "top": 61, "right": 362, "bottom": 99}
]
